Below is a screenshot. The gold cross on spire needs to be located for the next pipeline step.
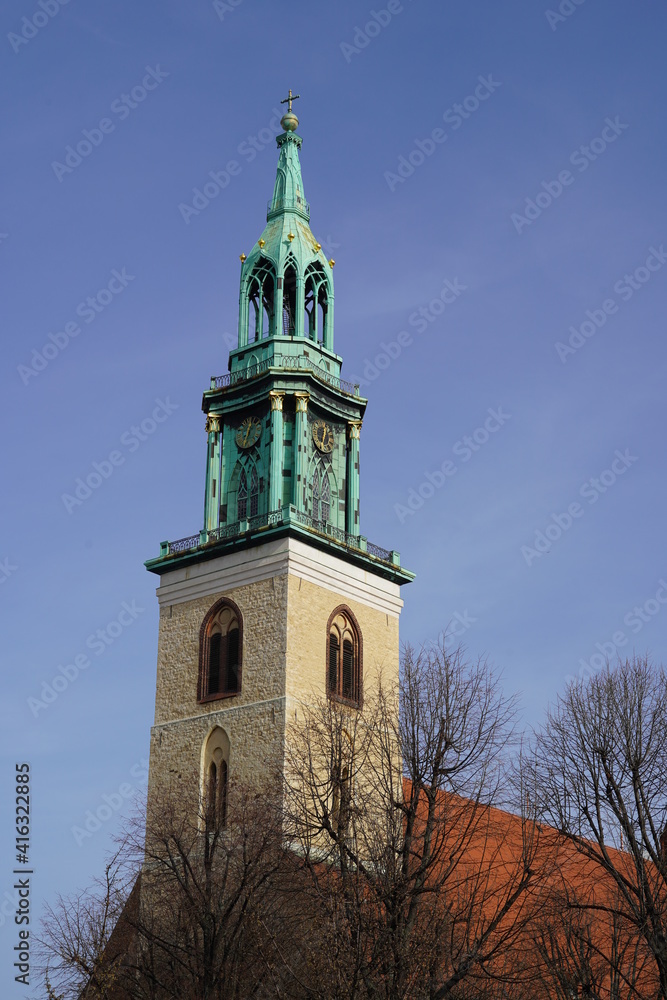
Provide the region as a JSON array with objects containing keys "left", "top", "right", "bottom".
[{"left": 280, "top": 89, "right": 300, "bottom": 113}]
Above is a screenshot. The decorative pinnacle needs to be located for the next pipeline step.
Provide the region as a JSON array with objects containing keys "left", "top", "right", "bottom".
[{"left": 280, "top": 88, "right": 300, "bottom": 132}]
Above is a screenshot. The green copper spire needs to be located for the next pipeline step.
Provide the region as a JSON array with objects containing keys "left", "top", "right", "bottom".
[
  {"left": 236, "top": 93, "right": 336, "bottom": 350},
  {"left": 268, "top": 90, "right": 307, "bottom": 219},
  {"left": 145, "top": 92, "right": 414, "bottom": 592}
]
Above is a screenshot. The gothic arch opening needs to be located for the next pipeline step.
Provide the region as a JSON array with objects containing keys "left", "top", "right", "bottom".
[
  {"left": 198, "top": 597, "right": 243, "bottom": 702},
  {"left": 202, "top": 726, "right": 230, "bottom": 831},
  {"left": 308, "top": 457, "right": 337, "bottom": 527},
  {"left": 282, "top": 259, "right": 297, "bottom": 336},
  {"left": 327, "top": 606, "right": 362, "bottom": 707},
  {"left": 247, "top": 257, "right": 275, "bottom": 341},
  {"left": 304, "top": 262, "right": 329, "bottom": 344},
  {"left": 228, "top": 456, "right": 263, "bottom": 525}
]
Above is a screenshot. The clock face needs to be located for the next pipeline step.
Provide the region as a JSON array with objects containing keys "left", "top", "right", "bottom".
[
  {"left": 312, "top": 419, "right": 334, "bottom": 453},
  {"left": 236, "top": 416, "right": 262, "bottom": 450}
]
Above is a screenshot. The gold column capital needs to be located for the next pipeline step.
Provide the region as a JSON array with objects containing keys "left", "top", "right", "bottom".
[
  {"left": 205, "top": 414, "right": 221, "bottom": 434},
  {"left": 294, "top": 392, "right": 310, "bottom": 413},
  {"left": 269, "top": 391, "right": 285, "bottom": 412},
  {"left": 348, "top": 421, "right": 362, "bottom": 440}
]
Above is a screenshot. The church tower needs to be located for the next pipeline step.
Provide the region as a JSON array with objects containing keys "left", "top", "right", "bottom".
[{"left": 144, "top": 94, "right": 414, "bottom": 825}]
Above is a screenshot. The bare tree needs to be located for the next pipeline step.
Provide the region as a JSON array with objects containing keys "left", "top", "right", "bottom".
[
  {"left": 530, "top": 656, "right": 667, "bottom": 998},
  {"left": 283, "top": 640, "right": 548, "bottom": 999},
  {"left": 36, "top": 847, "right": 136, "bottom": 1000},
  {"left": 527, "top": 878, "right": 655, "bottom": 1000},
  {"left": 37, "top": 782, "right": 312, "bottom": 1000}
]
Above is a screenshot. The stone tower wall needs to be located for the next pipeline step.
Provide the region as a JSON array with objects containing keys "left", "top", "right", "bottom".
[{"left": 145, "top": 536, "right": 404, "bottom": 824}]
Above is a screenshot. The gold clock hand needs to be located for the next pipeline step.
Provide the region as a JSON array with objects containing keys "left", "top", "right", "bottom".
[{"left": 244, "top": 421, "right": 252, "bottom": 447}]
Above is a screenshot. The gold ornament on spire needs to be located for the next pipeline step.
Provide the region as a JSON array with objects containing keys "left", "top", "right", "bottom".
[{"left": 280, "top": 88, "right": 300, "bottom": 132}]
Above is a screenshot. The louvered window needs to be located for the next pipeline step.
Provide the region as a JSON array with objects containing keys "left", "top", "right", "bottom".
[
  {"left": 329, "top": 632, "right": 339, "bottom": 692},
  {"left": 327, "top": 609, "right": 361, "bottom": 707},
  {"left": 208, "top": 633, "right": 221, "bottom": 693},
  {"left": 342, "top": 640, "right": 354, "bottom": 700},
  {"left": 200, "top": 601, "right": 242, "bottom": 702}
]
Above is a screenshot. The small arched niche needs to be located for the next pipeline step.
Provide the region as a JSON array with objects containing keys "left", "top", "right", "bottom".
[{"left": 202, "top": 726, "right": 230, "bottom": 831}]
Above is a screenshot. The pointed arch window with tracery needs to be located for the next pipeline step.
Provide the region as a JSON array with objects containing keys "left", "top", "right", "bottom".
[
  {"left": 282, "top": 257, "right": 297, "bottom": 336},
  {"left": 327, "top": 607, "right": 362, "bottom": 707},
  {"left": 237, "top": 465, "right": 259, "bottom": 521},
  {"left": 199, "top": 599, "right": 242, "bottom": 702},
  {"left": 202, "top": 727, "right": 229, "bottom": 832},
  {"left": 304, "top": 262, "right": 330, "bottom": 346},
  {"left": 247, "top": 257, "right": 275, "bottom": 341},
  {"left": 312, "top": 465, "right": 331, "bottom": 524}
]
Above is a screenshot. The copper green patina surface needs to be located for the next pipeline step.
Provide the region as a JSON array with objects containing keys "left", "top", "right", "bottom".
[{"left": 146, "top": 100, "right": 414, "bottom": 586}]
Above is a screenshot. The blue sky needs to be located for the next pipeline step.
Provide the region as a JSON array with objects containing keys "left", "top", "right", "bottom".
[{"left": 3, "top": 0, "right": 667, "bottom": 990}]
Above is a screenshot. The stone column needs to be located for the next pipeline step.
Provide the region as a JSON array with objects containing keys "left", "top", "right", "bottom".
[
  {"left": 274, "top": 276, "right": 284, "bottom": 338},
  {"left": 293, "top": 393, "right": 309, "bottom": 510},
  {"left": 204, "top": 414, "right": 222, "bottom": 534},
  {"left": 269, "top": 391, "right": 284, "bottom": 512},
  {"left": 324, "top": 293, "right": 334, "bottom": 351},
  {"left": 346, "top": 421, "right": 361, "bottom": 536},
  {"left": 295, "top": 274, "right": 305, "bottom": 337},
  {"left": 237, "top": 267, "right": 248, "bottom": 348}
]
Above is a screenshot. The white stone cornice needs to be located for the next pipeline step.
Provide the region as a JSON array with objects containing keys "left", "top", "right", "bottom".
[{"left": 155, "top": 536, "right": 404, "bottom": 617}]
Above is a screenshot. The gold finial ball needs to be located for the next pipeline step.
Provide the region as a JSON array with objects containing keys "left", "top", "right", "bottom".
[
  {"left": 287, "top": 231, "right": 295, "bottom": 242},
  {"left": 314, "top": 243, "right": 322, "bottom": 251},
  {"left": 329, "top": 258, "right": 336, "bottom": 267},
  {"left": 281, "top": 111, "right": 299, "bottom": 132},
  {"left": 239, "top": 253, "right": 247, "bottom": 262},
  {"left": 258, "top": 238, "right": 266, "bottom": 248}
]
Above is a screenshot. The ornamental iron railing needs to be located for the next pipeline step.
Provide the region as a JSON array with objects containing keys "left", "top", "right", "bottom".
[
  {"left": 211, "top": 355, "right": 359, "bottom": 396},
  {"left": 166, "top": 506, "right": 395, "bottom": 566},
  {"left": 266, "top": 196, "right": 310, "bottom": 217}
]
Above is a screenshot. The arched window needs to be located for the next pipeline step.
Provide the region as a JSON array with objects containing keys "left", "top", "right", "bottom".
[
  {"left": 238, "top": 469, "right": 248, "bottom": 520},
  {"left": 283, "top": 260, "right": 297, "bottom": 336},
  {"left": 327, "top": 607, "right": 362, "bottom": 707},
  {"left": 304, "top": 262, "right": 329, "bottom": 345},
  {"left": 203, "top": 727, "right": 229, "bottom": 831},
  {"left": 247, "top": 258, "right": 275, "bottom": 341},
  {"left": 312, "top": 465, "right": 331, "bottom": 524},
  {"left": 312, "top": 466, "right": 321, "bottom": 521},
  {"left": 237, "top": 465, "right": 260, "bottom": 521},
  {"left": 199, "top": 599, "right": 242, "bottom": 702},
  {"left": 321, "top": 472, "right": 331, "bottom": 523}
]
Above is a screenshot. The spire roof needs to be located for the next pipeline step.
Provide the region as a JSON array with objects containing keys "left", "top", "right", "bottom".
[{"left": 241, "top": 96, "right": 332, "bottom": 288}]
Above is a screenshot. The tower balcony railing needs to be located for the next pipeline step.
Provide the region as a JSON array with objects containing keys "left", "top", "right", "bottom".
[
  {"left": 266, "top": 195, "right": 310, "bottom": 218},
  {"left": 210, "top": 355, "right": 360, "bottom": 396},
  {"left": 160, "top": 505, "right": 399, "bottom": 567}
]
